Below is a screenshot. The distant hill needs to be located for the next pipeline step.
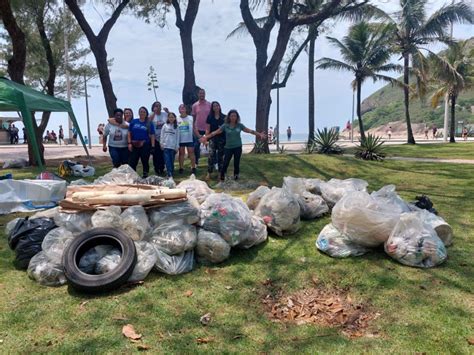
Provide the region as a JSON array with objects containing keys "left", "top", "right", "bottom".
[{"left": 360, "top": 38, "right": 474, "bottom": 130}]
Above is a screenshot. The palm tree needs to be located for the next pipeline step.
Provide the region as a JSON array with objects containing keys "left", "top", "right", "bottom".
[
  {"left": 316, "top": 22, "right": 402, "bottom": 142},
  {"left": 379, "top": 0, "right": 473, "bottom": 144},
  {"left": 429, "top": 41, "right": 473, "bottom": 143}
]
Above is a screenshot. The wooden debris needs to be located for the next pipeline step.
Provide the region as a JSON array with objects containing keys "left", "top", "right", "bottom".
[{"left": 59, "top": 184, "right": 187, "bottom": 211}]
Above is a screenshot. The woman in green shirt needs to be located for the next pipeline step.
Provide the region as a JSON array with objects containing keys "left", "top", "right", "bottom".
[{"left": 202, "top": 109, "right": 265, "bottom": 181}]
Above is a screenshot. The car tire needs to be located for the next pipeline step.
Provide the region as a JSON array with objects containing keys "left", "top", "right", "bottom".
[{"left": 63, "top": 228, "right": 137, "bottom": 293}]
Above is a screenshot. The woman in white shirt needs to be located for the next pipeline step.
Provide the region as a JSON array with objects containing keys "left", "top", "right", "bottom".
[{"left": 177, "top": 104, "right": 199, "bottom": 175}]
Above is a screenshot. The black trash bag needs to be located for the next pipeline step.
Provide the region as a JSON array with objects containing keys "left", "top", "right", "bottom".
[
  {"left": 413, "top": 195, "right": 437, "bottom": 215},
  {"left": 8, "top": 217, "right": 57, "bottom": 269}
]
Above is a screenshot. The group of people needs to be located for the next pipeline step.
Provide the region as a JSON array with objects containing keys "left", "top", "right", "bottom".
[
  {"left": 7, "top": 123, "right": 21, "bottom": 144},
  {"left": 102, "top": 88, "right": 266, "bottom": 180},
  {"left": 266, "top": 126, "right": 293, "bottom": 143}
]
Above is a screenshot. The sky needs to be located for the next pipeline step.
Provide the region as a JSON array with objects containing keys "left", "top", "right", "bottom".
[{"left": 2, "top": 0, "right": 473, "bottom": 139}]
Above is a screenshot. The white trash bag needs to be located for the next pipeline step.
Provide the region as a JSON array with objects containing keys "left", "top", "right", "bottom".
[
  {"left": 254, "top": 187, "right": 301, "bottom": 236},
  {"left": 316, "top": 223, "right": 369, "bottom": 258},
  {"left": 53, "top": 212, "right": 92, "bottom": 235},
  {"left": 332, "top": 191, "right": 401, "bottom": 247},
  {"left": 239, "top": 215, "right": 268, "bottom": 249},
  {"left": 41, "top": 227, "right": 75, "bottom": 264},
  {"left": 195, "top": 229, "right": 231, "bottom": 264},
  {"left": 71, "top": 164, "right": 95, "bottom": 177},
  {"left": 282, "top": 176, "right": 329, "bottom": 219},
  {"left": 121, "top": 206, "right": 150, "bottom": 241},
  {"left": 246, "top": 186, "right": 270, "bottom": 210},
  {"left": 304, "top": 178, "right": 325, "bottom": 195},
  {"left": 320, "top": 178, "right": 368, "bottom": 207},
  {"left": 93, "top": 164, "right": 140, "bottom": 185},
  {"left": 150, "top": 222, "right": 197, "bottom": 255},
  {"left": 384, "top": 212, "right": 447, "bottom": 268},
  {"left": 154, "top": 249, "right": 194, "bottom": 275},
  {"left": 371, "top": 185, "right": 411, "bottom": 214},
  {"left": 3, "top": 158, "right": 28, "bottom": 169},
  {"left": 128, "top": 241, "right": 158, "bottom": 282},
  {"left": 177, "top": 175, "right": 214, "bottom": 204},
  {"left": 95, "top": 248, "right": 122, "bottom": 274},
  {"left": 27, "top": 251, "right": 66, "bottom": 287},
  {"left": 200, "top": 193, "right": 253, "bottom": 246},
  {"left": 412, "top": 208, "right": 453, "bottom": 247},
  {"left": 91, "top": 206, "right": 122, "bottom": 228},
  {"left": 148, "top": 196, "right": 200, "bottom": 227}
]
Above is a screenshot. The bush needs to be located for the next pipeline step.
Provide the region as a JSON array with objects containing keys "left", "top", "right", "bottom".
[
  {"left": 355, "top": 134, "right": 385, "bottom": 161},
  {"left": 252, "top": 141, "right": 267, "bottom": 154},
  {"left": 310, "top": 128, "right": 343, "bottom": 155}
]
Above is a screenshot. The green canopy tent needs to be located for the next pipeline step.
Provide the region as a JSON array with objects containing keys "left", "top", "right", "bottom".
[{"left": 0, "top": 77, "right": 89, "bottom": 171}]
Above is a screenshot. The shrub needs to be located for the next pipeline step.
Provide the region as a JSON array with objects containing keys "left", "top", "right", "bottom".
[
  {"left": 311, "top": 128, "right": 343, "bottom": 155},
  {"left": 252, "top": 140, "right": 267, "bottom": 154},
  {"left": 355, "top": 134, "right": 386, "bottom": 161}
]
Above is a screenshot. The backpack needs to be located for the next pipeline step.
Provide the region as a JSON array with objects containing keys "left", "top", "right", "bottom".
[{"left": 58, "top": 160, "right": 78, "bottom": 178}]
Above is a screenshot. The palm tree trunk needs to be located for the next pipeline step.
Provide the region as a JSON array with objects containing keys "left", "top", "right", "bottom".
[
  {"left": 450, "top": 95, "right": 456, "bottom": 143},
  {"left": 403, "top": 53, "right": 416, "bottom": 144},
  {"left": 308, "top": 35, "right": 316, "bottom": 143},
  {"left": 356, "top": 78, "right": 366, "bottom": 142}
]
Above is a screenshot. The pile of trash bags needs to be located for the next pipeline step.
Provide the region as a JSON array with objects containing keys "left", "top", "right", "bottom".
[
  {"left": 6, "top": 174, "right": 454, "bottom": 292},
  {"left": 5, "top": 176, "right": 269, "bottom": 290},
  {"left": 245, "top": 177, "right": 452, "bottom": 268},
  {"left": 315, "top": 184, "right": 452, "bottom": 268}
]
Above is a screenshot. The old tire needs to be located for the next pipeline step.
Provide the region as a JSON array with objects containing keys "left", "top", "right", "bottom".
[{"left": 63, "top": 228, "right": 137, "bottom": 293}]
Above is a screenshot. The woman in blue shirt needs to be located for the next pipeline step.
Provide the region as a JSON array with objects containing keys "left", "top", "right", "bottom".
[{"left": 128, "top": 106, "right": 156, "bottom": 178}]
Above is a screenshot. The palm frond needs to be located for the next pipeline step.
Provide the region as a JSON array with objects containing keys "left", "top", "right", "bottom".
[
  {"left": 430, "top": 87, "right": 447, "bottom": 108},
  {"left": 335, "top": 4, "right": 394, "bottom": 23},
  {"left": 376, "top": 63, "right": 403, "bottom": 73},
  {"left": 315, "top": 57, "right": 354, "bottom": 73},
  {"left": 326, "top": 36, "right": 354, "bottom": 64},
  {"left": 371, "top": 73, "right": 404, "bottom": 88},
  {"left": 421, "top": 2, "right": 474, "bottom": 39},
  {"left": 227, "top": 16, "right": 269, "bottom": 39}
]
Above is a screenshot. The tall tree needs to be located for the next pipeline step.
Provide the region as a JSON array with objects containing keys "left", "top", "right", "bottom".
[
  {"left": 429, "top": 40, "right": 473, "bottom": 143},
  {"left": 238, "top": 0, "right": 368, "bottom": 153},
  {"left": 0, "top": 0, "right": 26, "bottom": 84},
  {"left": 135, "top": 0, "right": 201, "bottom": 108},
  {"left": 378, "top": 0, "right": 473, "bottom": 144},
  {"left": 316, "top": 22, "right": 402, "bottom": 141},
  {"left": 65, "top": 0, "right": 130, "bottom": 116},
  {"left": 0, "top": 0, "right": 96, "bottom": 165}
]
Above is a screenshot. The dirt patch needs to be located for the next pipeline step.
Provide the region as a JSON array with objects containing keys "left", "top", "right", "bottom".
[{"left": 262, "top": 281, "right": 380, "bottom": 338}]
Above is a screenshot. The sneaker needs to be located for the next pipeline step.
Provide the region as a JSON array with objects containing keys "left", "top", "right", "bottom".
[
  {"left": 179, "top": 168, "right": 184, "bottom": 174},
  {"left": 234, "top": 175, "right": 239, "bottom": 181},
  {"left": 191, "top": 168, "right": 196, "bottom": 175}
]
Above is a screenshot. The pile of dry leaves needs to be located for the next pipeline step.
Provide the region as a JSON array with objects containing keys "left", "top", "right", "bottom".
[{"left": 262, "top": 283, "right": 380, "bottom": 338}]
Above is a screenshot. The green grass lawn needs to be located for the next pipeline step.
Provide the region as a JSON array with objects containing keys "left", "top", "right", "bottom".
[
  {"left": 0, "top": 154, "right": 473, "bottom": 353},
  {"left": 381, "top": 142, "right": 474, "bottom": 160}
]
